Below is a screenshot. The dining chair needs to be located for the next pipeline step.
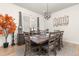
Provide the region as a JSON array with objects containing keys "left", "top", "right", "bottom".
[
  {"left": 24, "top": 32, "right": 31, "bottom": 56},
  {"left": 24, "top": 32, "right": 39, "bottom": 56},
  {"left": 45, "top": 29, "right": 49, "bottom": 33},
  {"left": 59, "top": 31, "right": 64, "bottom": 48},
  {"left": 54, "top": 31, "right": 64, "bottom": 50},
  {"left": 42, "top": 32, "right": 59, "bottom": 56},
  {"left": 54, "top": 31, "right": 64, "bottom": 49}
]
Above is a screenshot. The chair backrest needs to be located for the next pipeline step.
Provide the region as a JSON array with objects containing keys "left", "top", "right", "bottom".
[
  {"left": 48, "top": 32, "right": 58, "bottom": 50},
  {"left": 24, "top": 32, "right": 31, "bottom": 46},
  {"left": 59, "top": 31, "right": 64, "bottom": 39},
  {"left": 40, "top": 30, "right": 46, "bottom": 35},
  {"left": 24, "top": 32, "right": 29, "bottom": 35},
  {"left": 48, "top": 31, "right": 64, "bottom": 50},
  {"left": 49, "top": 31, "right": 60, "bottom": 38},
  {"left": 45, "top": 29, "right": 49, "bottom": 33}
]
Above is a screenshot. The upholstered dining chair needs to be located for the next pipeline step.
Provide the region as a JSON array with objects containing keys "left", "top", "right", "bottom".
[{"left": 24, "top": 32, "right": 39, "bottom": 56}]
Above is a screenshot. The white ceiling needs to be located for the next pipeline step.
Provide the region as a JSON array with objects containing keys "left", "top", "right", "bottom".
[{"left": 15, "top": 3, "right": 77, "bottom": 15}]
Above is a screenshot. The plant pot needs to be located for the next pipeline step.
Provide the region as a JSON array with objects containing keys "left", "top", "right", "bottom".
[{"left": 3, "top": 42, "right": 9, "bottom": 48}]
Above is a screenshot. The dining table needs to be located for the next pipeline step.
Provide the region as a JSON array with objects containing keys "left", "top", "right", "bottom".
[
  {"left": 30, "top": 34, "right": 49, "bottom": 55},
  {"left": 30, "top": 34, "right": 49, "bottom": 44}
]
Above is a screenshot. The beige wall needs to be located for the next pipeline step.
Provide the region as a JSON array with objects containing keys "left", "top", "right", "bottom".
[{"left": 47, "top": 4, "right": 79, "bottom": 44}]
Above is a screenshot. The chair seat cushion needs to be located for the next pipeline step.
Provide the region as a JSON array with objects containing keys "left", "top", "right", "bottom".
[
  {"left": 42, "top": 44, "right": 54, "bottom": 50},
  {"left": 42, "top": 44, "right": 49, "bottom": 50}
]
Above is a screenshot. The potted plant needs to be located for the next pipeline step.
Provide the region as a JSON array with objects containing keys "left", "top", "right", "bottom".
[{"left": 0, "top": 14, "right": 16, "bottom": 48}]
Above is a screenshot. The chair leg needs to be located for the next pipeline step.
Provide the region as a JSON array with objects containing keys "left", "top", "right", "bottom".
[
  {"left": 28, "top": 47, "right": 32, "bottom": 56},
  {"left": 58, "top": 45, "right": 61, "bottom": 51},
  {"left": 60, "top": 38, "right": 63, "bottom": 48},
  {"left": 53, "top": 49, "right": 57, "bottom": 56},
  {"left": 61, "top": 41, "right": 63, "bottom": 48},
  {"left": 58, "top": 39, "right": 63, "bottom": 50},
  {"left": 48, "top": 50, "right": 50, "bottom": 56},
  {"left": 24, "top": 44, "right": 27, "bottom": 56}
]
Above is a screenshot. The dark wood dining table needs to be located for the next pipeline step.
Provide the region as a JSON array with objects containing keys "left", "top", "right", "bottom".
[
  {"left": 30, "top": 34, "right": 49, "bottom": 55},
  {"left": 30, "top": 34, "right": 49, "bottom": 44}
]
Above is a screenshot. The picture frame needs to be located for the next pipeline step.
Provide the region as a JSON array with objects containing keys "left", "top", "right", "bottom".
[{"left": 53, "top": 15, "right": 69, "bottom": 27}]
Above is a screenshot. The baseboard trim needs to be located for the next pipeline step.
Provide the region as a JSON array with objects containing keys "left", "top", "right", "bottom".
[{"left": 63, "top": 40, "right": 79, "bottom": 45}]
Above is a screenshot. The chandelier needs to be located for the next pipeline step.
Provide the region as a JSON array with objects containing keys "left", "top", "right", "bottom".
[{"left": 44, "top": 3, "right": 51, "bottom": 20}]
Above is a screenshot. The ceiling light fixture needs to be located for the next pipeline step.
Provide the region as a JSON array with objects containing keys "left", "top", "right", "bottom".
[{"left": 44, "top": 3, "right": 51, "bottom": 20}]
